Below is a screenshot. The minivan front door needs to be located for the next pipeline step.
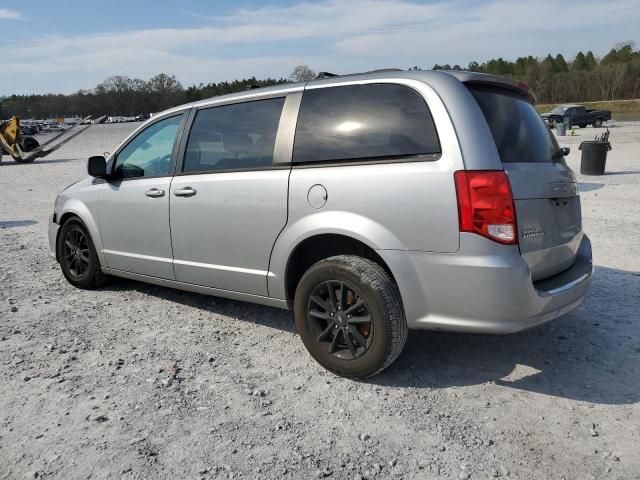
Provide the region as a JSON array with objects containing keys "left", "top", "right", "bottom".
[
  {"left": 98, "top": 113, "right": 185, "bottom": 279},
  {"left": 169, "top": 96, "right": 291, "bottom": 296}
]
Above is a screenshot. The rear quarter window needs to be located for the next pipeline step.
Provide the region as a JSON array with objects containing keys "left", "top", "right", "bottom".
[
  {"left": 469, "top": 85, "right": 559, "bottom": 163},
  {"left": 293, "top": 83, "right": 440, "bottom": 164}
]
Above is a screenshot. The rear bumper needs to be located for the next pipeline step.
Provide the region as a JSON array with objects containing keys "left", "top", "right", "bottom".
[{"left": 381, "top": 233, "right": 593, "bottom": 333}]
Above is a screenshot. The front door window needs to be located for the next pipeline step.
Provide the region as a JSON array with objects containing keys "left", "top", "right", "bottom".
[{"left": 114, "top": 114, "right": 184, "bottom": 178}]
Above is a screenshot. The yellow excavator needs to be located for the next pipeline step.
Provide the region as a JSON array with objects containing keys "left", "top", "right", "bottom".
[{"left": 0, "top": 115, "right": 106, "bottom": 163}]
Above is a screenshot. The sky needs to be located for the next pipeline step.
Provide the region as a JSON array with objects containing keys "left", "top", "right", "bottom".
[{"left": 1, "top": 0, "right": 639, "bottom": 95}]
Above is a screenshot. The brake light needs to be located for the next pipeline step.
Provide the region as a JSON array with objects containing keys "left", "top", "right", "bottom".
[{"left": 454, "top": 170, "right": 518, "bottom": 245}]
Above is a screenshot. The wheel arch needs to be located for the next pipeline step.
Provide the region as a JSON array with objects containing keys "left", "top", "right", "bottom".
[
  {"left": 268, "top": 211, "right": 408, "bottom": 303},
  {"left": 282, "top": 233, "right": 399, "bottom": 309},
  {"left": 55, "top": 202, "right": 106, "bottom": 266}
]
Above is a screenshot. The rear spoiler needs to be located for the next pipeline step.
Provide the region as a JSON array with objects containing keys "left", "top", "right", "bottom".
[{"left": 443, "top": 71, "right": 537, "bottom": 104}]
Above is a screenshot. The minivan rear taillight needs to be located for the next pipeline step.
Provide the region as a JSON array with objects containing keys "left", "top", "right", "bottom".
[{"left": 454, "top": 170, "right": 518, "bottom": 245}]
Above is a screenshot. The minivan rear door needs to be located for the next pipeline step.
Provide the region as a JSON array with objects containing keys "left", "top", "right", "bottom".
[{"left": 468, "top": 85, "right": 582, "bottom": 281}]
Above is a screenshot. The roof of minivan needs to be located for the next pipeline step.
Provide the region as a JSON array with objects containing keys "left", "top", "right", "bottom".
[{"left": 160, "top": 69, "right": 535, "bottom": 117}]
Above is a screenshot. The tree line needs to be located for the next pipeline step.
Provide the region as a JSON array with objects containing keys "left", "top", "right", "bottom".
[
  {"left": 2, "top": 41, "right": 639, "bottom": 119},
  {"left": 0, "top": 74, "right": 289, "bottom": 119},
  {"left": 431, "top": 42, "right": 640, "bottom": 103}
]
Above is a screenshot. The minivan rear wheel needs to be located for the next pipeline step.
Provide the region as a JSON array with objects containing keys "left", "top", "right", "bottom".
[{"left": 294, "top": 255, "right": 407, "bottom": 378}]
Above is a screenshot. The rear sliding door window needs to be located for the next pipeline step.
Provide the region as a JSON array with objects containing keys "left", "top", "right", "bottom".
[
  {"left": 293, "top": 84, "right": 440, "bottom": 164},
  {"left": 469, "top": 85, "right": 559, "bottom": 163},
  {"left": 183, "top": 97, "right": 285, "bottom": 173}
]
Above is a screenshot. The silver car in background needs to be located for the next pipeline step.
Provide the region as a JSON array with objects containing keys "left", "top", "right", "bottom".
[{"left": 49, "top": 70, "right": 593, "bottom": 378}]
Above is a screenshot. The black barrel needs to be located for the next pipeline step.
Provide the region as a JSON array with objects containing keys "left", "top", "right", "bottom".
[{"left": 579, "top": 141, "right": 611, "bottom": 175}]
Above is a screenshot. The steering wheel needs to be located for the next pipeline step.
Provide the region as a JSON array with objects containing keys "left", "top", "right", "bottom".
[{"left": 146, "top": 154, "right": 172, "bottom": 176}]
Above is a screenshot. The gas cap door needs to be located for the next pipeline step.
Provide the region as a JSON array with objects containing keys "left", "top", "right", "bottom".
[{"left": 307, "top": 184, "right": 328, "bottom": 209}]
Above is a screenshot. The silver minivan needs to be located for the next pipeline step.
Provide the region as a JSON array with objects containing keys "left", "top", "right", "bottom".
[{"left": 49, "top": 70, "right": 593, "bottom": 378}]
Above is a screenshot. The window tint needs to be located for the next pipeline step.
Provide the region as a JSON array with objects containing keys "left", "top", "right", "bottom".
[
  {"left": 183, "top": 97, "right": 285, "bottom": 173},
  {"left": 469, "top": 85, "right": 560, "bottom": 163},
  {"left": 293, "top": 84, "right": 440, "bottom": 164},
  {"left": 114, "top": 114, "right": 183, "bottom": 178}
]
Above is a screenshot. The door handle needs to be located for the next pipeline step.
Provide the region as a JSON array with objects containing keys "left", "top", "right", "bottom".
[
  {"left": 174, "top": 187, "right": 197, "bottom": 197},
  {"left": 145, "top": 188, "right": 165, "bottom": 198}
]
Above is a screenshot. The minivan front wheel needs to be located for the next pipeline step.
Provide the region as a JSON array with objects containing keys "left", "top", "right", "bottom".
[
  {"left": 294, "top": 255, "right": 407, "bottom": 378},
  {"left": 57, "top": 219, "right": 105, "bottom": 289}
]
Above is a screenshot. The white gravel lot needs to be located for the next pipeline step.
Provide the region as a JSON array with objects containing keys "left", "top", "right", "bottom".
[{"left": 0, "top": 122, "right": 638, "bottom": 480}]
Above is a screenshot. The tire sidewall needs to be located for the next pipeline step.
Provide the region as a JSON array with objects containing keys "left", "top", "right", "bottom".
[
  {"left": 57, "top": 219, "right": 101, "bottom": 288},
  {"left": 294, "top": 260, "right": 391, "bottom": 378}
]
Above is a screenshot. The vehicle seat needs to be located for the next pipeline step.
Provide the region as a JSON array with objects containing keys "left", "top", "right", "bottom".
[
  {"left": 215, "top": 132, "right": 260, "bottom": 170},
  {"left": 184, "top": 129, "right": 222, "bottom": 172}
]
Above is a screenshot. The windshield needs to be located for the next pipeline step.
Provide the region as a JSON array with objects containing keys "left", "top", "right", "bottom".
[
  {"left": 468, "top": 85, "right": 560, "bottom": 163},
  {"left": 550, "top": 106, "right": 568, "bottom": 115}
]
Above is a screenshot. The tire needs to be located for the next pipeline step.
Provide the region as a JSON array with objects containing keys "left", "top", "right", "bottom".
[
  {"left": 13, "top": 137, "right": 39, "bottom": 164},
  {"left": 20, "top": 136, "right": 40, "bottom": 152},
  {"left": 57, "top": 218, "right": 106, "bottom": 289},
  {"left": 593, "top": 118, "right": 603, "bottom": 128},
  {"left": 294, "top": 255, "right": 407, "bottom": 378},
  {"left": 579, "top": 123, "right": 587, "bottom": 128}
]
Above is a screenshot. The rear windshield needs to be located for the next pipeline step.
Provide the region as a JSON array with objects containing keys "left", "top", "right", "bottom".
[{"left": 469, "top": 85, "right": 559, "bottom": 163}]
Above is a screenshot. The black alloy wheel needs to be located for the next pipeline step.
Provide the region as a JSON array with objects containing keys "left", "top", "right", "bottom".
[
  {"left": 294, "top": 255, "right": 407, "bottom": 378},
  {"left": 57, "top": 219, "right": 106, "bottom": 289},
  {"left": 308, "top": 280, "right": 373, "bottom": 360},
  {"left": 62, "top": 225, "right": 91, "bottom": 278}
]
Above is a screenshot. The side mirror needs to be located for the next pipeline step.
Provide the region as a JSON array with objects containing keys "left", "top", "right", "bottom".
[
  {"left": 87, "top": 155, "right": 108, "bottom": 178},
  {"left": 560, "top": 147, "right": 570, "bottom": 157}
]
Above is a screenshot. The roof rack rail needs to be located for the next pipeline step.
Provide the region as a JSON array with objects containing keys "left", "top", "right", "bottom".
[
  {"left": 313, "top": 68, "right": 404, "bottom": 81},
  {"left": 315, "top": 71, "right": 339, "bottom": 79},
  {"left": 365, "top": 68, "right": 404, "bottom": 73}
]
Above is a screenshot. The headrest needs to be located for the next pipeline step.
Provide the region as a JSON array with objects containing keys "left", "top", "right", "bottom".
[
  {"left": 223, "top": 132, "right": 256, "bottom": 155},
  {"left": 189, "top": 128, "right": 222, "bottom": 145}
]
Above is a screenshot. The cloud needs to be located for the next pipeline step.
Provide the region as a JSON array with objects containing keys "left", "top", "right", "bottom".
[
  {"left": 0, "top": 8, "right": 21, "bottom": 19},
  {"left": 1, "top": 0, "right": 639, "bottom": 94}
]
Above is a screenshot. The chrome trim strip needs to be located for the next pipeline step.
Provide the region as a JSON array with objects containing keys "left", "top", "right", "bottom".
[
  {"left": 544, "top": 271, "right": 592, "bottom": 295},
  {"left": 273, "top": 92, "right": 302, "bottom": 165},
  {"left": 173, "top": 259, "right": 272, "bottom": 277},
  {"left": 102, "top": 249, "right": 173, "bottom": 263},
  {"left": 102, "top": 250, "right": 273, "bottom": 276}
]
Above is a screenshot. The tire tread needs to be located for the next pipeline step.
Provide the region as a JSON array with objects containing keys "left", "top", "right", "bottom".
[
  {"left": 58, "top": 218, "right": 106, "bottom": 289},
  {"left": 298, "top": 255, "right": 407, "bottom": 378}
]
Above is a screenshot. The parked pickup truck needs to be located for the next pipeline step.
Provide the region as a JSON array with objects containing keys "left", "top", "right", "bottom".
[{"left": 541, "top": 104, "right": 611, "bottom": 128}]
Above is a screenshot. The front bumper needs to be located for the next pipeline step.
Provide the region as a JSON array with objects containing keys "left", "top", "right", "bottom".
[
  {"left": 48, "top": 213, "right": 59, "bottom": 261},
  {"left": 382, "top": 233, "right": 593, "bottom": 333}
]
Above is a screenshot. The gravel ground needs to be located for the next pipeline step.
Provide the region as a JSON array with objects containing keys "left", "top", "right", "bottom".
[{"left": 1, "top": 122, "right": 639, "bottom": 480}]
